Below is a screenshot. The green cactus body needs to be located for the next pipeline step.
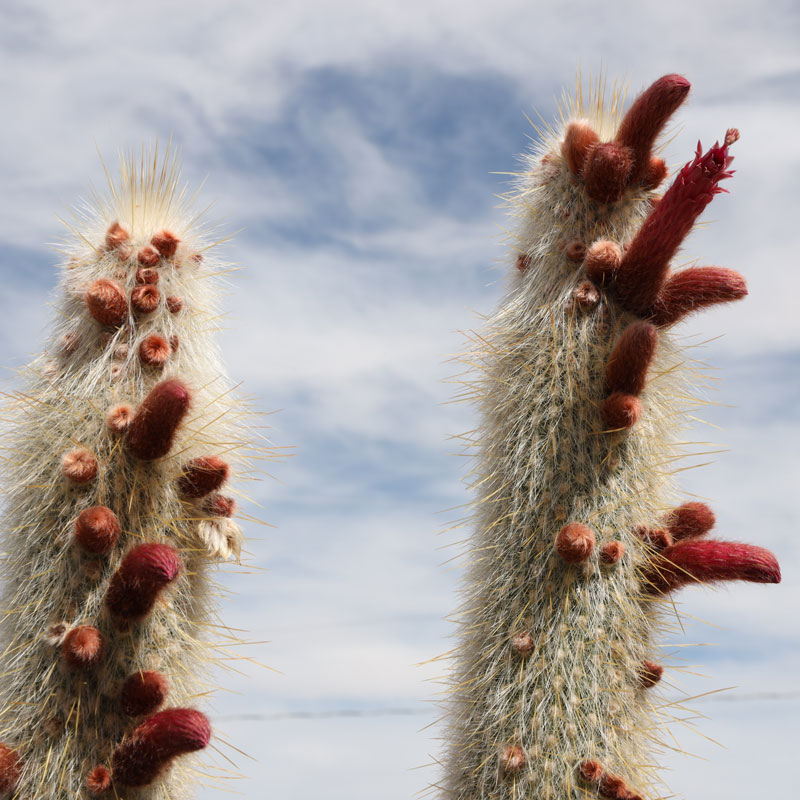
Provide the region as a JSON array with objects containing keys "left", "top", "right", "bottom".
[
  {"left": 0, "top": 149, "right": 251, "bottom": 798},
  {"left": 439, "top": 76, "right": 780, "bottom": 800}
]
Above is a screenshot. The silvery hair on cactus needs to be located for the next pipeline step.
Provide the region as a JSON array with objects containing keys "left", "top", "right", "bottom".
[
  {"left": 438, "top": 74, "right": 780, "bottom": 800},
  {"left": 0, "top": 147, "right": 257, "bottom": 798}
]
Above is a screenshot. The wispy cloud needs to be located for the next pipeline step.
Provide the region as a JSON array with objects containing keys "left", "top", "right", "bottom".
[{"left": 0, "top": 1, "right": 798, "bottom": 798}]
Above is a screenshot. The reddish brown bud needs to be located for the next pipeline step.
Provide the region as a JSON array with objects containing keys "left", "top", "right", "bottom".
[
  {"left": 578, "top": 759, "right": 603, "bottom": 782},
  {"left": 137, "top": 246, "right": 160, "bottom": 267},
  {"left": 135, "top": 267, "right": 159, "bottom": 285},
  {"left": 151, "top": 230, "right": 180, "bottom": 259},
  {"left": 106, "top": 404, "right": 134, "bottom": 433},
  {"left": 601, "top": 392, "right": 642, "bottom": 430},
  {"left": 60, "top": 331, "right": 80, "bottom": 355},
  {"left": 645, "top": 539, "right": 781, "bottom": 594},
  {"left": 639, "top": 660, "right": 664, "bottom": 688},
  {"left": 131, "top": 285, "right": 160, "bottom": 314},
  {"left": 61, "top": 625, "right": 105, "bottom": 669},
  {"left": 556, "top": 523, "right": 595, "bottom": 563},
  {"left": 605, "top": 321, "right": 658, "bottom": 396},
  {"left": 584, "top": 240, "right": 622, "bottom": 286},
  {"left": 649, "top": 267, "right": 748, "bottom": 327},
  {"left": 169, "top": 334, "right": 179, "bottom": 353},
  {"left": 499, "top": 744, "right": 525, "bottom": 773},
  {"left": 599, "top": 772, "right": 627, "bottom": 798},
  {"left": 205, "top": 494, "right": 236, "bottom": 517},
  {"left": 664, "top": 502, "right": 715, "bottom": 541},
  {"left": 634, "top": 526, "right": 672, "bottom": 550},
  {"left": 166, "top": 295, "right": 184, "bottom": 314},
  {"left": 178, "top": 456, "right": 230, "bottom": 499},
  {"left": 62, "top": 448, "right": 98, "bottom": 483},
  {"left": 600, "top": 541, "right": 625, "bottom": 564},
  {"left": 74, "top": 506, "right": 120, "bottom": 555},
  {"left": 0, "top": 743, "right": 21, "bottom": 793},
  {"left": 125, "top": 379, "right": 191, "bottom": 460},
  {"left": 106, "top": 543, "right": 181, "bottom": 621},
  {"left": 561, "top": 121, "right": 599, "bottom": 175},
  {"left": 511, "top": 630, "right": 535, "bottom": 656},
  {"left": 111, "top": 708, "right": 211, "bottom": 786},
  {"left": 86, "top": 764, "right": 111, "bottom": 794},
  {"left": 121, "top": 671, "right": 169, "bottom": 716},
  {"left": 583, "top": 142, "right": 633, "bottom": 204},
  {"left": 572, "top": 280, "right": 600, "bottom": 311},
  {"left": 105, "top": 221, "right": 130, "bottom": 251},
  {"left": 565, "top": 240, "right": 586, "bottom": 263},
  {"left": 86, "top": 279, "right": 128, "bottom": 326},
  {"left": 138, "top": 334, "right": 171, "bottom": 367},
  {"left": 515, "top": 253, "right": 531, "bottom": 272},
  {"left": 641, "top": 156, "right": 668, "bottom": 190}
]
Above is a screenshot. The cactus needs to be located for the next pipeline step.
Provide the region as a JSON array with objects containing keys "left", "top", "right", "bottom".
[
  {"left": 0, "top": 147, "right": 252, "bottom": 797},
  {"left": 438, "top": 75, "right": 780, "bottom": 800}
]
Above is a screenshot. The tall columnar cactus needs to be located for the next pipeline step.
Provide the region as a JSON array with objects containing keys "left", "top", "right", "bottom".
[
  {"left": 0, "top": 149, "right": 250, "bottom": 798},
  {"left": 440, "top": 75, "right": 780, "bottom": 800}
]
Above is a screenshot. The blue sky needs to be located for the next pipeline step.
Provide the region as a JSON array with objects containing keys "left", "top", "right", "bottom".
[{"left": 0, "top": 1, "right": 798, "bottom": 798}]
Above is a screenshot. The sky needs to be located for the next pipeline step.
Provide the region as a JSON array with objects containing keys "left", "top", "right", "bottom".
[{"left": 0, "top": 1, "right": 798, "bottom": 798}]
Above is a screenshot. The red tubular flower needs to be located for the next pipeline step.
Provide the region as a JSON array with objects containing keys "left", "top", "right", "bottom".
[
  {"left": 649, "top": 266, "right": 748, "bottom": 326},
  {"left": 605, "top": 321, "right": 658, "bottom": 396},
  {"left": 615, "top": 74, "right": 691, "bottom": 183},
  {"left": 111, "top": 708, "right": 211, "bottom": 787},
  {"left": 644, "top": 539, "right": 781, "bottom": 594},
  {"left": 612, "top": 130, "right": 738, "bottom": 314},
  {"left": 125, "top": 379, "right": 191, "bottom": 460},
  {"left": 105, "top": 543, "right": 181, "bottom": 621}
]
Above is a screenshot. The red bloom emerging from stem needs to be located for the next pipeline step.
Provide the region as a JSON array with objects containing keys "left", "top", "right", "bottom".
[
  {"left": 613, "top": 131, "right": 738, "bottom": 314},
  {"left": 111, "top": 708, "right": 210, "bottom": 786}
]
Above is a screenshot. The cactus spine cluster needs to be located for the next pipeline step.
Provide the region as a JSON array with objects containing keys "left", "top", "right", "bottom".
[
  {"left": 439, "top": 75, "right": 780, "bottom": 800},
  {"left": 0, "top": 148, "right": 250, "bottom": 798}
]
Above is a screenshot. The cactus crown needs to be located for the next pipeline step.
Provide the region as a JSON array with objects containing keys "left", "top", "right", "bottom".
[
  {"left": 0, "top": 145, "right": 263, "bottom": 798},
  {"left": 437, "top": 74, "right": 779, "bottom": 800}
]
